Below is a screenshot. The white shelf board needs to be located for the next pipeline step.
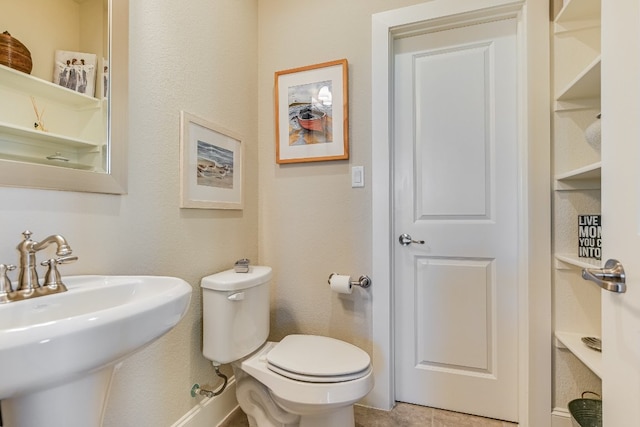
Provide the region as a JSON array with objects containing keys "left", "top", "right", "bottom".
[
  {"left": 0, "top": 152, "right": 95, "bottom": 171},
  {"left": 555, "top": 253, "right": 602, "bottom": 270},
  {"left": 555, "top": 97, "right": 600, "bottom": 112},
  {"left": 555, "top": 331, "right": 602, "bottom": 378},
  {"left": 0, "top": 121, "right": 101, "bottom": 149},
  {"left": 555, "top": 56, "right": 601, "bottom": 104},
  {"left": 555, "top": 0, "right": 601, "bottom": 26},
  {"left": 555, "top": 162, "right": 601, "bottom": 190},
  {"left": 0, "top": 64, "right": 101, "bottom": 109}
]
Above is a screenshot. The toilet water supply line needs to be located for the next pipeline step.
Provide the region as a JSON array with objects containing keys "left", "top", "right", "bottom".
[{"left": 191, "top": 365, "right": 228, "bottom": 398}]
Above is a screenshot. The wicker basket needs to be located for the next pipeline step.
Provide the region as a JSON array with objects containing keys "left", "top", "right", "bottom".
[{"left": 0, "top": 31, "right": 32, "bottom": 74}]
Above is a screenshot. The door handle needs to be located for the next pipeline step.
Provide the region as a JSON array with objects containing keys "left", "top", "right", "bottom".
[
  {"left": 399, "top": 233, "right": 425, "bottom": 246},
  {"left": 582, "top": 259, "right": 627, "bottom": 293}
]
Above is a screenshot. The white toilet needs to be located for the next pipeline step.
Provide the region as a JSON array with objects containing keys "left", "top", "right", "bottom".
[{"left": 201, "top": 266, "right": 374, "bottom": 427}]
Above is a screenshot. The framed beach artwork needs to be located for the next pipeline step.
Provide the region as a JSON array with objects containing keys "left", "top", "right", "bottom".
[
  {"left": 274, "top": 59, "right": 349, "bottom": 164},
  {"left": 180, "top": 111, "right": 243, "bottom": 209}
]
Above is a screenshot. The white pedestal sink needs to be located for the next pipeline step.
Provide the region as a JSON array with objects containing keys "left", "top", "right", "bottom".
[{"left": 0, "top": 275, "right": 192, "bottom": 427}]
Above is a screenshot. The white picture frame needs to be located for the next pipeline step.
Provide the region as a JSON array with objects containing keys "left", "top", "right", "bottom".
[
  {"left": 52, "top": 50, "right": 98, "bottom": 97},
  {"left": 180, "top": 111, "right": 243, "bottom": 210}
]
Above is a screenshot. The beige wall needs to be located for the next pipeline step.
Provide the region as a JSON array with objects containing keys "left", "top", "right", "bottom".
[
  {"left": 1, "top": 0, "right": 557, "bottom": 424},
  {"left": 257, "top": 0, "right": 427, "bottom": 353},
  {"left": 0, "top": 0, "right": 258, "bottom": 425}
]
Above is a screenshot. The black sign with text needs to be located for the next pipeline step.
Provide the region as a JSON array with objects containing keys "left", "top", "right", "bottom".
[{"left": 578, "top": 215, "right": 601, "bottom": 260}]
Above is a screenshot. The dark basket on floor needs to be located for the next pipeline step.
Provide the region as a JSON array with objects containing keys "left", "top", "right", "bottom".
[{"left": 568, "top": 396, "right": 602, "bottom": 427}]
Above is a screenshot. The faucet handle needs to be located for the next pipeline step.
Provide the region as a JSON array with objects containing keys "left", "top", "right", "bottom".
[
  {"left": 0, "top": 264, "right": 16, "bottom": 294},
  {"left": 56, "top": 255, "right": 77, "bottom": 264},
  {"left": 40, "top": 255, "right": 78, "bottom": 267},
  {"left": 40, "top": 256, "right": 77, "bottom": 289}
]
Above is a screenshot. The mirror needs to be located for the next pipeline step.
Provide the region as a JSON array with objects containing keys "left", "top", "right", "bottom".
[{"left": 0, "top": 0, "right": 128, "bottom": 194}]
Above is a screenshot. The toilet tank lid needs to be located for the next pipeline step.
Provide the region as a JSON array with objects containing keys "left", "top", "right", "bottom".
[{"left": 201, "top": 266, "right": 272, "bottom": 291}]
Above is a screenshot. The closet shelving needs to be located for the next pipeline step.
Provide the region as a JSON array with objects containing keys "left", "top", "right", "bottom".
[
  {"left": 555, "top": 161, "right": 601, "bottom": 191},
  {"left": 555, "top": 331, "right": 602, "bottom": 378},
  {"left": 552, "top": 0, "right": 602, "bottom": 378},
  {"left": 555, "top": 57, "right": 600, "bottom": 104}
]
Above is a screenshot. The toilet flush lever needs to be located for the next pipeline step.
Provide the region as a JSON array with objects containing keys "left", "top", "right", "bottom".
[{"left": 228, "top": 292, "right": 245, "bottom": 301}]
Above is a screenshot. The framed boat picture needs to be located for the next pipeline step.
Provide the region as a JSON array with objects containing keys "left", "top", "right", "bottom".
[
  {"left": 274, "top": 59, "right": 349, "bottom": 164},
  {"left": 180, "top": 111, "right": 243, "bottom": 209}
]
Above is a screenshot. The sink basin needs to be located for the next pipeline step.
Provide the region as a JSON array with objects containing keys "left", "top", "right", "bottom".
[{"left": 0, "top": 275, "right": 192, "bottom": 426}]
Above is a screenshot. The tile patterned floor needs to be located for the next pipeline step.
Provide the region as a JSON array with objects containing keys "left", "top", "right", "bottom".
[{"left": 220, "top": 402, "right": 518, "bottom": 426}]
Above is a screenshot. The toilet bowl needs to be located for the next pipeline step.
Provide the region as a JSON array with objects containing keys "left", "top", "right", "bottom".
[
  {"left": 235, "top": 339, "right": 373, "bottom": 426},
  {"left": 200, "top": 266, "right": 374, "bottom": 427}
]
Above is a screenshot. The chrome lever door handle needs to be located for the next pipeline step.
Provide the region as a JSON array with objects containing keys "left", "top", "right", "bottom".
[
  {"left": 399, "top": 233, "right": 425, "bottom": 246},
  {"left": 582, "top": 259, "right": 627, "bottom": 293}
]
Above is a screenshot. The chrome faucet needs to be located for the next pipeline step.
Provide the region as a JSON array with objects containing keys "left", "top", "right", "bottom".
[{"left": 0, "top": 230, "right": 77, "bottom": 303}]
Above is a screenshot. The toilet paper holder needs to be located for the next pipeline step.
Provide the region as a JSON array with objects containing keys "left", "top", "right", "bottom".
[{"left": 327, "top": 273, "right": 372, "bottom": 289}]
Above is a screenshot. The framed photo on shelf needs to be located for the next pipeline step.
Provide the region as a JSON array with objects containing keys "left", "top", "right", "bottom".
[
  {"left": 274, "top": 59, "right": 348, "bottom": 164},
  {"left": 180, "top": 111, "right": 243, "bottom": 210},
  {"left": 52, "top": 50, "right": 97, "bottom": 97},
  {"left": 100, "top": 57, "right": 109, "bottom": 99}
]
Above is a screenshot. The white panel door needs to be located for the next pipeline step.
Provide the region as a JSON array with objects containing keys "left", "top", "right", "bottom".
[
  {"left": 393, "top": 18, "right": 519, "bottom": 422},
  {"left": 600, "top": 1, "right": 640, "bottom": 425}
]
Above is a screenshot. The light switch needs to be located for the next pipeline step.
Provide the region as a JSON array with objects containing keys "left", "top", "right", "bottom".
[{"left": 352, "top": 166, "right": 364, "bottom": 188}]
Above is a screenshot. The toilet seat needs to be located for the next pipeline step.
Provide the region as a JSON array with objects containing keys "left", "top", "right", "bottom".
[
  {"left": 238, "top": 341, "right": 374, "bottom": 407},
  {"left": 266, "top": 335, "right": 371, "bottom": 383}
]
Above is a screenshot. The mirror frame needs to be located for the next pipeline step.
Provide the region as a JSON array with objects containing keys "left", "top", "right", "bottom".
[{"left": 0, "top": 0, "right": 128, "bottom": 194}]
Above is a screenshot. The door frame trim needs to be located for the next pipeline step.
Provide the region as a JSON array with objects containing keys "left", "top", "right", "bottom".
[{"left": 370, "top": 1, "right": 551, "bottom": 425}]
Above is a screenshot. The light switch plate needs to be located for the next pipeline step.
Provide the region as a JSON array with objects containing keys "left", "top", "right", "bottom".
[{"left": 352, "top": 166, "right": 364, "bottom": 188}]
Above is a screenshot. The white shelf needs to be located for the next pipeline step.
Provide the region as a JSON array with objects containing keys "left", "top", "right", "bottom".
[
  {"left": 0, "top": 152, "right": 95, "bottom": 171},
  {"left": 555, "top": 0, "right": 601, "bottom": 27},
  {"left": 555, "top": 331, "right": 602, "bottom": 378},
  {"left": 555, "top": 253, "right": 602, "bottom": 270},
  {"left": 555, "top": 162, "right": 601, "bottom": 190},
  {"left": 0, "top": 121, "right": 101, "bottom": 149},
  {"left": 0, "top": 64, "right": 101, "bottom": 109},
  {"left": 0, "top": 63, "right": 106, "bottom": 173},
  {"left": 555, "top": 56, "right": 601, "bottom": 108}
]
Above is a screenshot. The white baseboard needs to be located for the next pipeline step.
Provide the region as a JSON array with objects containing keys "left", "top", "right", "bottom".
[
  {"left": 171, "top": 377, "right": 238, "bottom": 427},
  {"left": 551, "top": 407, "right": 571, "bottom": 427}
]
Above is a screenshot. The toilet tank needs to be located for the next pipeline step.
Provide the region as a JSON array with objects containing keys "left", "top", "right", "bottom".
[{"left": 201, "top": 266, "right": 272, "bottom": 365}]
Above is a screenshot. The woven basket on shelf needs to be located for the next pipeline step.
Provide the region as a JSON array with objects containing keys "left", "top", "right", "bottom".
[{"left": 0, "top": 31, "right": 32, "bottom": 74}]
